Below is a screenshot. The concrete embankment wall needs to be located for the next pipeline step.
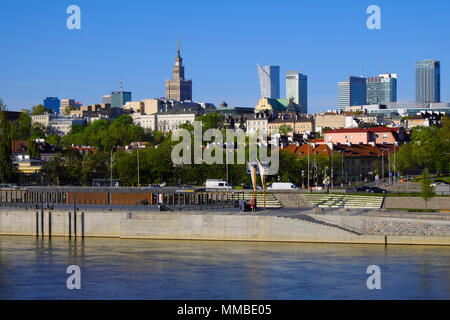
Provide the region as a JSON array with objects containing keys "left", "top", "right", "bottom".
[
  {"left": 0, "top": 209, "right": 121, "bottom": 238},
  {"left": 384, "top": 197, "right": 450, "bottom": 210},
  {"left": 310, "top": 214, "right": 450, "bottom": 238},
  {"left": 1, "top": 209, "right": 449, "bottom": 245}
]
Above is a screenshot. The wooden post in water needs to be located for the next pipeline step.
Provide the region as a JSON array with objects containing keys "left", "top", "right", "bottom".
[
  {"left": 36, "top": 211, "right": 39, "bottom": 237},
  {"left": 48, "top": 212, "right": 52, "bottom": 239},
  {"left": 81, "top": 212, "right": 85, "bottom": 239},
  {"left": 73, "top": 197, "right": 77, "bottom": 240},
  {"left": 69, "top": 212, "right": 72, "bottom": 239}
]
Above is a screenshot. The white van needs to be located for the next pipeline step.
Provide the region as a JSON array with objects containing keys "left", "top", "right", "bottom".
[
  {"left": 267, "top": 182, "right": 299, "bottom": 190},
  {"left": 205, "top": 179, "right": 233, "bottom": 189}
]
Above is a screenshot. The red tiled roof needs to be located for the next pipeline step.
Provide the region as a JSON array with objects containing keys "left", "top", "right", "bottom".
[
  {"left": 283, "top": 143, "right": 400, "bottom": 158},
  {"left": 324, "top": 128, "right": 368, "bottom": 133},
  {"left": 368, "top": 127, "right": 399, "bottom": 133}
]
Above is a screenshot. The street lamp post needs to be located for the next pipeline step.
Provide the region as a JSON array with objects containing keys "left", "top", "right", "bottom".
[
  {"left": 381, "top": 149, "right": 389, "bottom": 183},
  {"left": 137, "top": 146, "right": 140, "bottom": 187},
  {"left": 331, "top": 150, "right": 334, "bottom": 189},
  {"left": 110, "top": 147, "right": 114, "bottom": 188},
  {"left": 341, "top": 150, "right": 344, "bottom": 187},
  {"left": 307, "top": 145, "right": 310, "bottom": 190}
]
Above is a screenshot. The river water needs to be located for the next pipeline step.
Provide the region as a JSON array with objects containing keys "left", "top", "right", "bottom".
[{"left": 0, "top": 236, "right": 449, "bottom": 299}]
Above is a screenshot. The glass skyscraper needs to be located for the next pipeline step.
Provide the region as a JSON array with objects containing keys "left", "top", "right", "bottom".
[
  {"left": 286, "top": 71, "right": 307, "bottom": 113},
  {"left": 366, "top": 73, "right": 397, "bottom": 104},
  {"left": 338, "top": 77, "right": 366, "bottom": 108},
  {"left": 257, "top": 64, "right": 280, "bottom": 99},
  {"left": 43, "top": 97, "right": 60, "bottom": 114},
  {"left": 111, "top": 91, "right": 132, "bottom": 108},
  {"left": 416, "top": 60, "right": 440, "bottom": 103}
]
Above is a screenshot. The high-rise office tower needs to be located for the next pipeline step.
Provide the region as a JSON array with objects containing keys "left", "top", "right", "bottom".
[
  {"left": 338, "top": 76, "right": 366, "bottom": 108},
  {"left": 416, "top": 60, "right": 440, "bottom": 103},
  {"left": 366, "top": 73, "right": 397, "bottom": 104},
  {"left": 43, "top": 97, "right": 60, "bottom": 114},
  {"left": 286, "top": 71, "right": 307, "bottom": 113},
  {"left": 111, "top": 80, "right": 132, "bottom": 108},
  {"left": 165, "top": 37, "right": 193, "bottom": 101},
  {"left": 60, "top": 99, "right": 76, "bottom": 115},
  {"left": 257, "top": 64, "right": 280, "bottom": 99},
  {"left": 102, "top": 95, "right": 112, "bottom": 105}
]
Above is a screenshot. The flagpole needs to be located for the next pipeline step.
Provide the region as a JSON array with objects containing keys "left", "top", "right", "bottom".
[{"left": 263, "top": 175, "right": 266, "bottom": 210}]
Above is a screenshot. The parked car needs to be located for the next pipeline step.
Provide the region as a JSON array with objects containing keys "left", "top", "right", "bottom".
[
  {"left": 431, "top": 181, "right": 449, "bottom": 188},
  {"left": 365, "top": 187, "right": 387, "bottom": 193},
  {"left": 346, "top": 186, "right": 369, "bottom": 193},
  {"left": 242, "top": 185, "right": 262, "bottom": 190},
  {"left": 267, "top": 182, "right": 299, "bottom": 190},
  {"left": 205, "top": 179, "right": 233, "bottom": 189}
]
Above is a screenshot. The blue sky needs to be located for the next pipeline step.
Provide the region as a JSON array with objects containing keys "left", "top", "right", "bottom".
[{"left": 0, "top": 0, "right": 449, "bottom": 113}]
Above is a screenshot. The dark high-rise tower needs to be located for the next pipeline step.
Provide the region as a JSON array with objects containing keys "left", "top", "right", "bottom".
[
  {"left": 165, "top": 37, "right": 192, "bottom": 101},
  {"left": 416, "top": 60, "right": 440, "bottom": 103}
]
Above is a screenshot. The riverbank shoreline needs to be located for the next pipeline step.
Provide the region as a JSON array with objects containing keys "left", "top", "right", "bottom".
[{"left": 1, "top": 209, "right": 449, "bottom": 246}]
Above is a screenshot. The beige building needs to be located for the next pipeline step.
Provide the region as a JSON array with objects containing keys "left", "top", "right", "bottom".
[
  {"left": 31, "top": 114, "right": 51, "bottom": 127},
  {"left": 142, "top": 99, "right": 166, "bottom": 114},
  {"left": 314, "top": 114, "right": 356, "bottom": 132},
  {"left": 165, "top": 38, "right": 192, "bottom": 101},
  {"left": 69, "top": 104, "right": 111, "bottom": 118},
  {"left": 254, "top": 97, "right": 301, "bottom": 114},
  {"left": 60, "top": 99, "right": 76, "bottom": 115},
  {"left": 123, "top": 101, "right": 143, "bottom": 113},
  {"left": 268, "top": 115, "right": 313, "bottom": 136}
]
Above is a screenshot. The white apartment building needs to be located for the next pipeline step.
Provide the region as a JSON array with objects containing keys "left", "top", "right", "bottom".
[
  {"left": 31, "top": 114, "right": 84, "bottom": 136},
  {"left": 133, "top": 114, "right": 156, "bottom": 131},
  {"left": 246, "top": 113, "right": 269, "bottom": 135},
  {"left": 156, "top": 111, "right": 196, "bottom": 133}
]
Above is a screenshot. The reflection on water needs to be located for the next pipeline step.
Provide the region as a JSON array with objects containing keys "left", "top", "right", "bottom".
[{"left": 0, "top": 236, "right": 449, "bottom": 299}]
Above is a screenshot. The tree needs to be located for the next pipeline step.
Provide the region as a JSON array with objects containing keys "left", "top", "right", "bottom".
[
  {"left": 420, "top": 168, "right": 435, "bottom": 209},
  {"left": 31, "top": 104, "right": 53, "bottom": 115},
  {"left": 45, "top": 134, "right": 62, "bottom": 148},
  {"left": 197, "top": 113, "right": 223, "bottom": 132},
  {"left": 395, "top": 143, "right": 416, "bottom": 174},
  {"left": 0, "top": 111, "right": 15, "bottom": 183},
  {"left": 15, "top": 111, "right": 32, "bottom": 140},
  {"left": 30, "top": 123, "right": 47, "bottom": 140},
  {"left": 65, "top": 105, "right": 77, "bottom": 115},
  {"left": 178, "top": 121, "right": 194, "bottom": 133},
  {"left": 26, "top": 138, "right": 41, "bottom": 159},
  {"left": 278, "top": 125, "right": 293, "bottom": 136}
]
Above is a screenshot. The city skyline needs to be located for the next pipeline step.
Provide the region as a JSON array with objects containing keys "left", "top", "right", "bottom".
[{"left": 1, "top": 0, "right": 449, "bottom": 112}]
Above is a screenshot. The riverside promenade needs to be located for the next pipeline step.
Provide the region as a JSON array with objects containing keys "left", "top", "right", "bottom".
[{"left": 1, "top": 206, "right": 449, "bottom": 246}]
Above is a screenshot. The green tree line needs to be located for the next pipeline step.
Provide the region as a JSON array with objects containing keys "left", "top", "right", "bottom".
[{"left": 395, "top": 116, "right": 449, "bottom": 175}]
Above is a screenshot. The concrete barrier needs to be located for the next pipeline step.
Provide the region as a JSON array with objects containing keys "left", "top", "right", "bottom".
[{"left": 0, "top": 209, "right": 449, "bottom": 245}]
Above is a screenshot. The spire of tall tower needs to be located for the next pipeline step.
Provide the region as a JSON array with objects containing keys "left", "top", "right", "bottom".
[
  {"left": 177, "top": 36, "right": 180, "bottom": 55},
  {"left": 120, "top": 80, "right": 123, "bottom": 107}
]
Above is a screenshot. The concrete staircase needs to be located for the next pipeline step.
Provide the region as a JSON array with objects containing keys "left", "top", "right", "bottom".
[
  {"left": 271, "top": 213, "right": 362, "bottom": 235},
  {"left": 273, "top": 193, "right": 314, "bottom": 208},
  {"left": 234, "top": 192, "right": 283, "bottom": 209},
  {"left": 301, "top": 194, "right": 384, "bottom": 209}
]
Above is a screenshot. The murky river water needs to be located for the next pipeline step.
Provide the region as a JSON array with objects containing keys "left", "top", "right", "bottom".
[{"left": 0, "top": 236, "right": 449, "bottom": 299}]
